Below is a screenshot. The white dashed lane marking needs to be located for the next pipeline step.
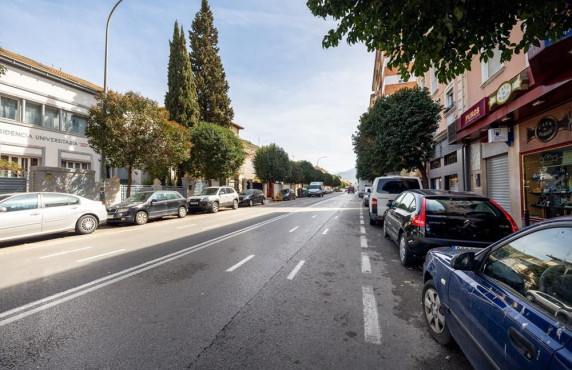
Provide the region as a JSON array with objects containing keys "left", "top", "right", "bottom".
[
  {"left": 287, "top": 260, "right": 305, "bottom": 280},
  {"left": 226, "top": 255, "right": 255, "bottom": 272}
]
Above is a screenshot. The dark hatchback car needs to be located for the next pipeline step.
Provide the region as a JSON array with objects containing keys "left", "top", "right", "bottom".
[
  {"left": 239, "top": 189, "right": 266, "bottom": 207},
  {"left": 281, "top": 188, "right": 296, "bottom": 201},
  {"left": 107, "top": 191, "right": 187, "bottom": 225},
  {"left": 422, "top": 217, "right": 571, "bottom": 369},
  {"left": 383, "top": 190, "right": 518, "bottom": 266}
]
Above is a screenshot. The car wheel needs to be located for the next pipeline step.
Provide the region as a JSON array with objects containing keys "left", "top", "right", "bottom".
[
  {"left": 249, "top": 199, "right": 253, "bottom": 207},
  {"left": 135, "top": 211, "right": 148, "bottom": 225},
  {"left": 261, "top": 198, "right": 266, "bottom": 205},
  {"left": 399, "top": 233, "right": 413, "bottom": 267},
  {"left": 233, "top": 199, "right": 238, "bottom": 210},
  {"left": 177, "top": 206, "right": 187, "bottom": 218},
  {"left": 383, "top": 221, "right": 390, "bottom": 239},
  {"left": 423, "top": 279, "right": 452, "bottom": 346},
  {"left": 75, "top": 214, "right": 98, "bottom": 235},
  {"left": 210, "top": 202, "right": 219, "bottom": 213}
]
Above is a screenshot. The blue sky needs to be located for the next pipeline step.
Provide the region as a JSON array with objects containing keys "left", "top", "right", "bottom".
[{"left": 0, "top": 0, "right": 373, "bottom": 175}]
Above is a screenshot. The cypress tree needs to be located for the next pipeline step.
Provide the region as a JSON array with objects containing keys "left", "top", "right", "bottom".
[
  {"left": 165, "top": 20, "right": 200, "bottom": 128},
  {"left": 189, "top": 0, "right": 234, "bottom": 127}
]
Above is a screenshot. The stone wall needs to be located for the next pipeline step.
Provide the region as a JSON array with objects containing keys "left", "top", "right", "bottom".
[{"left": 29, "top": 166, "right": 98, "bottom": 200}]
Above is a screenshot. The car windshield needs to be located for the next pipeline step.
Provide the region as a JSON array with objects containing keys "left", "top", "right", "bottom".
[
  {"left": 200, "top": 188, "right": 219, "bottom": 196},
  {"left": 281, "top": 189, "right": 289, "bottom": 193},
  {"left": 240, "top": 190, "right": 254, "bottom": 196},
  {"left": 425, "top": 198, "right": 502, "bottom": 217},
  {"left": 124, "top": 192, "right": 153, "bottom": 202},
  {"left": 309, "top": 185, "right": 321, "bottom": 190}
]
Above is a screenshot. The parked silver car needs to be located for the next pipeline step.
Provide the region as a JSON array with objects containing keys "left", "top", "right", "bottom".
[
  {"left": 187, "top": 186, "right": 239, "bottom": 213},
  {"left": 0, "top": 192, "right": 107, "bottom": 242}
]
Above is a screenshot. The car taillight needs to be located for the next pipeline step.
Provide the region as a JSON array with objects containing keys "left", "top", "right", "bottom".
[
  {"left": 411, "top": 198, "right": 426, "bottom": 227},
  {"left": 489, "top": 199, "right": 519, "bottom": 232},
  {"left": 372, "top": 198, "right": 377, "bottom": 206}
]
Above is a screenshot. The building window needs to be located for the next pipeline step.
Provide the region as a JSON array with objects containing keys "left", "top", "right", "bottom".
[
  {"left": 61, "top": 160, "right": 90, "bottom": 170},
  {"left": 431, "top": 177, "right": 442, "bottom": 190},
  {"left": 481, "top": 48, "right": 503, "bottom": 83},
  {"left": 63, "top": 112, "right": 88, "bottom": 135},
  {"left": 444, "top": 152, "right": 457, "bottom": 165},
  {"left": 0, "top": 96, "right": 19, "bottom": 120},
  {"left": 430, "top": 159, "right": 441, "bottom": 169},
  {"left": 445, "top": 86, "right": 454, "bottom": 112},
  {"left": 445, "top": 174, "right": 459, "bottom": 191},
  {"left": 44, "top": 106, "right": 60, "bottom": 130},
  {"left": 25, "top": 102, "right": 42, "bottom": 126}
]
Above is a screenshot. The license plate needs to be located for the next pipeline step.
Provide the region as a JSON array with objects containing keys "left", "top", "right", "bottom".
[
  {"left": 190, "top": 202, "right": 199, "bottom": 206},
  {"left": 107, "top": 214, "right": 116, "bottom": 218}
]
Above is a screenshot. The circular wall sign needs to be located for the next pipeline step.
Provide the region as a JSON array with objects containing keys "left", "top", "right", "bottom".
[
  {"left": 535, "top": 116, "right": 558, "bottom": 143},
  {"left": 496, "top": 82, "right": 512, "bottom": 104}
]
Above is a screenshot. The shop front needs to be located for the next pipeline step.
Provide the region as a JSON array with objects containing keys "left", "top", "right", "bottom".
[{"left": 521, "top": 103, "right": 572, "bottom": 222}]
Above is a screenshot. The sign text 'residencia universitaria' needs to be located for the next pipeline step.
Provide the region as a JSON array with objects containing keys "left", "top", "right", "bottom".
[{"left": 0, "top": 129, "right": 79, "bottom": 146}]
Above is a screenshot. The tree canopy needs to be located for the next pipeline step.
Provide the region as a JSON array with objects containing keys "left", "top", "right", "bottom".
[
  {"left": 188, "top": 122, "right": 245, "bottom": 184},
  {"left": 306, "top": 1, "right": 572, "bottom": 82},
  {"left": 352, "top": 87, "right": 441, "bottom": 187},
  {"left": 87, "top": 91, "right": 190, "bottom": 196},
  {"left": 165, "top": 20, "right": 200, "bottom": 128},
  {"left": 189, "top": 0, "right": 234, "bottom": 127},
  {"left": 253, "top": 144, "right": 291, "bottom": 184},
  {"left": 286, "top": 160, "right": 304, "bottom": 185}
]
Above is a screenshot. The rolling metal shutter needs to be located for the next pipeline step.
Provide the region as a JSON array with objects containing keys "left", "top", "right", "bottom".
[{"left": 486, "top": 154, "right": 510, "bottom": 213}]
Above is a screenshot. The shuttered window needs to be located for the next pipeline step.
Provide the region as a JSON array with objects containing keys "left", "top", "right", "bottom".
[{"left": 486, "top": 154, "right": 510, "bottom": 213}]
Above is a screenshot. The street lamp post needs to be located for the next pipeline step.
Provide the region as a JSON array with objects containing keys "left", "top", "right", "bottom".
[
  {"left": 100, "top": 0, "right": 124, "bottom": 183},
  {"left": 316, "top": 156, "right": 327, "bottom": 168}
]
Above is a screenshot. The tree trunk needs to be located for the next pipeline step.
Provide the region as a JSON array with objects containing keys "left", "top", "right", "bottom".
[
  {"left": 208, "top": 178, "right": 213, "bottom": 187},
  {"left": 127, "top": 165, "right": 133, "bottom": 198},
  {"left": 417, "top": 161, "right": 429, "bottom": 189}
]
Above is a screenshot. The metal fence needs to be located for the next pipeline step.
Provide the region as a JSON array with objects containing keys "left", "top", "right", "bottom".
[{"left": 0, "top": 177, "right": 27, "bottom": 194}]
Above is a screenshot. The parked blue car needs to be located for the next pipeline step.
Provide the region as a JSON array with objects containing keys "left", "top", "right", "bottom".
[{"left": 422, "top": 216, "right": 571, "bottom": 369}]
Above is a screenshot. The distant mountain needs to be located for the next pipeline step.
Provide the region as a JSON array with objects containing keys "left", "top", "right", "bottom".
[{"left": 336, "top": 168, "right": 357, "bottom": 185}]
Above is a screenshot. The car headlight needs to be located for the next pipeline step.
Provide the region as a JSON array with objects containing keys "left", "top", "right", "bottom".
[
  {"left": 201, "top": 197, "right": 209, "bottom": 202},
  {"left": 117, "top": 208, "right": 130, "bottom": 213}
]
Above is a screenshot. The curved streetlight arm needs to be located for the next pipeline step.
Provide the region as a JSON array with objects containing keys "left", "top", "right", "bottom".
[
  {"left": 104, "top": 0, "right": 124, "bottom": 94},
  {"left": 316, "top": 156, "right": 327, "bottom": 168}
]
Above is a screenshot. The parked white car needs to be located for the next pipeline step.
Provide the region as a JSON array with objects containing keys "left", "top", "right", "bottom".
[
  {"left": 368, "top": 176, "right": 422, "bottom": 225},
  {"left": 0, "top": 192, "right": 107, "bottom": 242},
  {"left": 187, "top": 186, "right": 239, "bottom": 213}
]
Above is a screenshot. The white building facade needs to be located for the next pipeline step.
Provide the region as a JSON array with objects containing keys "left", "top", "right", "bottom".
[{"left": 0, "top": 49, "right": 101, "bottom": 180}]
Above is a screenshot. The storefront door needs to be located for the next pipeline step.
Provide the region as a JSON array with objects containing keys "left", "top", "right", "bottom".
[{"left": 487, "top": 154, "right": 511, "bottom": 213}]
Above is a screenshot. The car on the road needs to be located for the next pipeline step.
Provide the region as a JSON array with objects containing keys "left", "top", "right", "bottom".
[
  {"left": 384, "top": 189, "right": 518, "bottom": 266},
  {"left": 422, "top": 216, "right": 572, "bottom": 370},
  {"left": 187, "top": 186, "right": 239, "bottom": 213},
  {"left": 280, "top": 188, "right": 296, "bottom": 201},
  {"left": 0, "top": 192, "right": 107, "bottom": 242},
  {"left": 107, "top": 190, "right": 187, "bottom": 225},
  {"left": 308, "top": 181, "right": 324, "bottom": 197},
  {"left": 368, "top": 176, "right": 422, "bottom": 225},
  {"left": 362, "top": 187, "right": 372, "bottom": 207},
  {"left": 347, "top": 186, "right": 355, "bottom": 194},
  {"left": 238, "top": 189, "right": 266, "bottom": 207}
]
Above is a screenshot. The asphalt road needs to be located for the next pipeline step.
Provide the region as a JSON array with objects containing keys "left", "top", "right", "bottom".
[{"left": 0, "top": 193, "right": 471, "bottom": 369}]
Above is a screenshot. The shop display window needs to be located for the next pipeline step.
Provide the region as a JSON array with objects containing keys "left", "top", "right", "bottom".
[{"left": 523, "top": 144, "right": 572, "bottom": 219}]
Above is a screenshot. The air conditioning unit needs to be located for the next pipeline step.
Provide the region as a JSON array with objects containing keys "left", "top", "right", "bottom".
[{"left": 488, "top": 127, "right": 508, "bottom": 143}]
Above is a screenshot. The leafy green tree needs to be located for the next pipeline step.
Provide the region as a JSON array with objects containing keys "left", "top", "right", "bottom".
[
  {"left": 323, "top": 173, "right": 334, "bottom": 187},
  {"left": 307, "top": 1, "right": 571, "bottom": 83},
  {"left": 352, "top": 87, "right": 441, "bottom": 188},
  {"left": 332, "top": 175, "right": 342, "bottom": 188},
  {"left": 285, "top": 160, "right": 304, "bottom": 185},
  {"left": 298, "top": 160, "right": 316, "bottom": 185},
  {"left": 87, "top": 91, "right": 190, "bottom": 197},
  {"left": 253, "top": 144, "right": 291, "bottom": 184},
  {"left": 188, "top": 122, "right": 245, "bottom": 185},
  {"left": 165, "top": 20, "right": 200, "bottom": 185},
  {"left": 189, "top": 0, "right": 234, "bottom": 127}
]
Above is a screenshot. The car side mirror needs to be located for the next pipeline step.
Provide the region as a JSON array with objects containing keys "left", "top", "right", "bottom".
[
  {"left": 0, "top": 207, "right": 7, "bottom": 213},
  {"left": 150, "top": 199, "right": 157, "bottom": 204},
  {"left": 451, "top": 252, "right": 476, "bottom": 271},
  {"left": 386, "top": 200, "right": 394, "bottom": 207}
]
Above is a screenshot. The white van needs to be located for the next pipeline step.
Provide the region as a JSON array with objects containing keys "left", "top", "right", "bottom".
[
  {"left": 368, "top": 176, "right": 422, "bottom": 225},
  {"left": 308, "top": 182, "right": 325, "bottom": 197}
]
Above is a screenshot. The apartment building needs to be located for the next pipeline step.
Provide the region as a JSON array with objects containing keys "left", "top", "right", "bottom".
[
  {"left": 425, "top": 29, "right": 572, "bottom": 226},
  {"left": 370, "top": 50, "right": 417, "bottom": 108}
]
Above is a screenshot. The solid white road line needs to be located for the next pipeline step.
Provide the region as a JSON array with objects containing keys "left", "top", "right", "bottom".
[
  {"left": 360, "top": 226, "right": 366, "bottom": 234},
  {"left": 312, "top": 215, "right": 317, "bottom": 219},
  {"left": 360, "top": 236, "right": 368, "bottom": 249},
  {"left": 39, "top": 247, "right": 92, "bottom": 259},
  {"left": 322, "top": 228, "right": 329, "bottom": 235},
  {"left": 0, "top": 213, "right": 292, "bottom": 327},
  {"left": 226, "top": 255, "right": 255, "bottom": 272},
  {"left": 361, "top": 253, "right": 372, "bottom": 274},
  {"left": 176, "top": 224, "right": 196, "bottom": 229},
  {"left": 362, "top": 285, "right": 382, "bottom": 344},
  {"left": 287, "top": 260, "right": 305, "bottom": 280},
  {"left": 76, "top": 249, "right": 125, "bottom": 263},
  {"left": 289, "top": 226, "right": 299, "bottom": 233},
  {"left": 360, "top": 220, "right": 364, "bottom": 225},
  {"left": 202, "top": 224, "right": 221, "bottom": 231}
]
